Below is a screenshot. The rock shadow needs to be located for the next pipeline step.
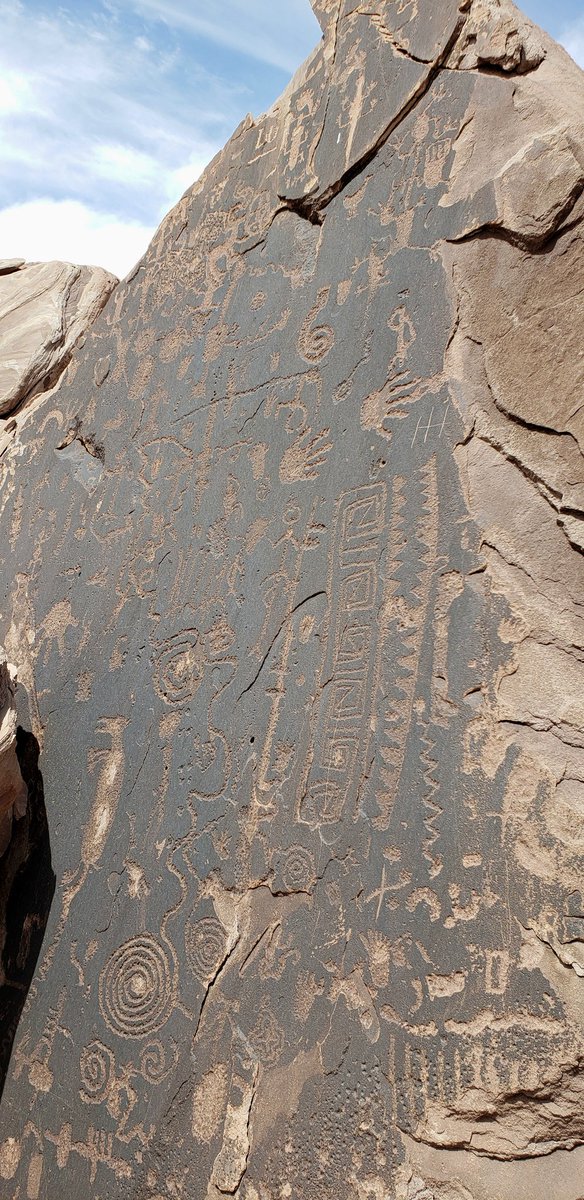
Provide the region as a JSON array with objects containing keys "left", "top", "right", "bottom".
[{"left": 0, "top": 728, "right": 55, "bottom": 1102}]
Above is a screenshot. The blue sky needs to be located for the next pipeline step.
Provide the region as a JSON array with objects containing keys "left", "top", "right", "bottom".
[{"left": 0, "top": 0, "right": 582, "bottom": 276}]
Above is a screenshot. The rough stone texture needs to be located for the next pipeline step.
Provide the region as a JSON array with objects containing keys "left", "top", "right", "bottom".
[
  {"left": 0, "top": 2, "right": 583, "bottom": 1197},
  {"left": 0, "top": 259, "right": 117, "bottom": 417}
]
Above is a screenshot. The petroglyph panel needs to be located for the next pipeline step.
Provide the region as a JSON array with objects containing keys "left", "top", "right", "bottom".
[{"left": 1, "top": 0, "right": 584, "bottom": 1197}]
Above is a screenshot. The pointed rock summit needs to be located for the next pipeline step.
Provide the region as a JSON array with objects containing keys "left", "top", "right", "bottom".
[{"left": 1, "top": 2, "right": 583, "bottom": 1197}]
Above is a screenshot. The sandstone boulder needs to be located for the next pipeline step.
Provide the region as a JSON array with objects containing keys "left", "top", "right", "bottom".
[{"left": 0, "top": 259, "right": 117, "bottom": 417}]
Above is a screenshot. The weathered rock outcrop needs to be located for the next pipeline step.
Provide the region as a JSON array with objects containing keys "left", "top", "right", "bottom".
[
  {"left": 0, "top": 2, "right": 583, "bottom": 1197},
  {"left": 0, "top": 258, "right": 117, "bottom": 418}
]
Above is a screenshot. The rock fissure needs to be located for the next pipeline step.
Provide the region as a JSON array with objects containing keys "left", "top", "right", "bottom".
[{"left": 236, "top": 591, "right": 327, "bottom": 702}]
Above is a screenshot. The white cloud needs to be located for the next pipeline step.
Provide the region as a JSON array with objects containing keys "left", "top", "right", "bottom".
[
  {"left": 560, "top": 16, "right": 584, "bottom": 68},
  {"left": 0, "top": 2, "right": 243, "bottom": 222},
  {"left": 167, "top": 154, "right": 214, "bottom": 199},
  {"left": 0, "top": 70, "right": 36, "bottom": 115},
  {"left": 92, "top": 142, "right": 213, "bottom": 197},
  {"left": 130, "top": 0, "right": 321, "bottom": 74},
  {"left": 93, "top": 143, "right": 167, "bottom": 189},
  {"left": 0, "top": 1, "right": 320, "bottom": 271},
  {"left": 0, "top": 199, "right": 153, "bottom": 278}
]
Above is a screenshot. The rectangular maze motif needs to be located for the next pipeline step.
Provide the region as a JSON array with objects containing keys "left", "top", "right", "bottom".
[{"left": 298, "top": 483, "right": 387, "bottom": 828}]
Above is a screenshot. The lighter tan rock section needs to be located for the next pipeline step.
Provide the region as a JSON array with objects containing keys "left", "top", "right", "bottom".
[
  {"left": 398, "top": 1134, "right": 584, "bottom": 1200},
  {"left": 0, "top": 653, "right": 27, "bottom": 857},
  {"left": 413, "top": 6, "right": 584, "bottom": 1187},
  {"left": 452, "top": 0, "right": 546, "bottom": 72},
  {"left": 0, "top": 259, "right": 117, "bottom": 417}
]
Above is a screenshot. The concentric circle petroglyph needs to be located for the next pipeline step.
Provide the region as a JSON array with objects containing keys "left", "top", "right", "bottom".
[
  {"left": 99, "top": 935, "right": 176, "bottom": 1039},
  {"left": 185, "top": 916, "right": 227, "bottom": 982},
  {"left": 279, "top": 844, "right": 316, "bottom": 893}
]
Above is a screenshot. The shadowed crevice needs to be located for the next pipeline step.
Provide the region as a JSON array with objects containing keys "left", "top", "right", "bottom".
[{"left": 0, "top": 728, "right": 55, "bottom": 1102}]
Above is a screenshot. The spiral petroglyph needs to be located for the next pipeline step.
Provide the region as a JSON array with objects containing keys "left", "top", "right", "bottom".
[
  {"left": 154, "top": 630, "right": 204, "bottom": 705},
  {"left": 299, "top": 322, "right": 334, "bottom": 364},
  {"left": 79, "top": 1041, "right": 114, "bottom": 1104},
  {"left": 185, "top": 916, "right": 228, "bottom": 982},
  {"left": 98, "top": 935, "right": 177, "bottom": 1039},
  {"left": 298, "top": 287, "right": 335, "bottom": 364},
  {"left": 140, "top": 1039, "right": 174, "bottom": 1084}
]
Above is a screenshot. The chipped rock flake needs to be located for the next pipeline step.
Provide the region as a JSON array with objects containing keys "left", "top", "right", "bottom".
[{"left": 0, "top": 1, "right": 583, "bottom": 1198}]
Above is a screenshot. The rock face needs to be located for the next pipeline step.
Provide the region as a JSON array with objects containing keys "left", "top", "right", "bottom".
[
  {"left": 0, "top": 2, "right": 583, "bottom": 1197},
  {"left": 0, "top": 259, "right": 117, "bottom": 418}
]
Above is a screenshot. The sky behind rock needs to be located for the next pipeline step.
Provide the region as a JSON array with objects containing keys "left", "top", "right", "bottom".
[{"left": 0, "top": 0, "right": 582, "bottom": 277}]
